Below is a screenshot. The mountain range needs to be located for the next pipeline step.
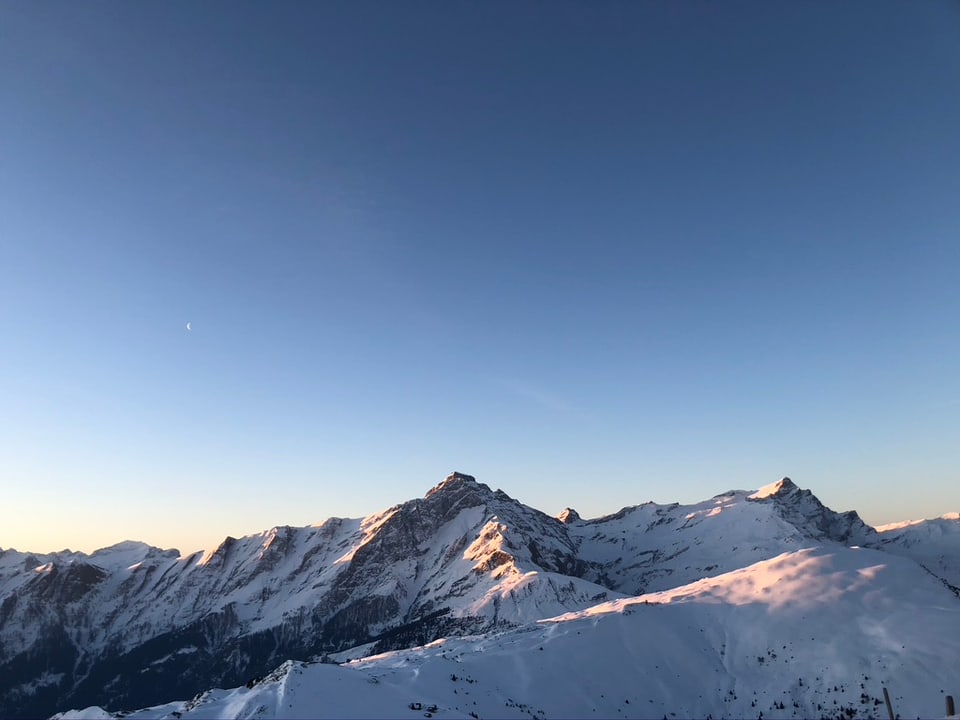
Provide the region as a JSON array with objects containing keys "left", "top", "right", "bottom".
[{"left": 2, "top": 473, "right": 957, "bottom": 719}]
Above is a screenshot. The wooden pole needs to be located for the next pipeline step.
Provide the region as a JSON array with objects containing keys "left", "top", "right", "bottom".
[
  {"left": 947, "top": 695, "right": 955, "bottom": 717},
  {"left": 882, "top": 686, "right": 894, "bottom": 720}
]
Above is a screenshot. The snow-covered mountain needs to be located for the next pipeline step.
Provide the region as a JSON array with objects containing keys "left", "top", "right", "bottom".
[
  {"left": 563, "top": 476, "right": 876, "bottom": 595},
  {"left": 2, "top": 473, "right": 956, "bottom": 719},
  {"left": 56, "top": 544, "right": 960, "bottom": 720},
  {"left": 872, "top": 512, "right": 960, "bottom": 590}
]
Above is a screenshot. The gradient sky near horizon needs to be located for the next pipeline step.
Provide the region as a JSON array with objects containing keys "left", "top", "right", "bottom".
[{"left": 2, "top": 1, "right": 959, "bottom": 555}]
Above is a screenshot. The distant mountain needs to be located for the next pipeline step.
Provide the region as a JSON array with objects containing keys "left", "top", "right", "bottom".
[
  {"left": 2, "top": 473, "right": 956, "bottom": 718},
  {"left": 55, "top": 544, "right": 960, "bottom": 720},
  {"left": 872, "top": 512, "right": 960, "bottom": 590},
  {"left": 562, "top": 476, "right": 876, "bottom": 595}
]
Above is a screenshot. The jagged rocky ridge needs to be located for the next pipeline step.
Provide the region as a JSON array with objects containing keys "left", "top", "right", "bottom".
[{"left": 0, "top": 473, "right": 953, "bottom": 718}]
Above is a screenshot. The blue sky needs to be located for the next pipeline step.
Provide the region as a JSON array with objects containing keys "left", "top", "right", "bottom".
[{"left": 2, "top": 1, "right": 958, "bottom": 554}]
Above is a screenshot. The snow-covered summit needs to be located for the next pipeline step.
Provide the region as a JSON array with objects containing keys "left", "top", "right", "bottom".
[
  {"left": 425, "top": 471, "right": 487, "bottom": 497},
  {"left": 747, "top": 475, "right": 874, "bottom": 545},
  {"left": 557, "top": 507, "right": 581, "bottom": 523},
  {"left": 748, "top": 475, "right": 797, "bottom": 499},
  {"left": 872, "top": 511, "right": 960, "bottom": 589}
]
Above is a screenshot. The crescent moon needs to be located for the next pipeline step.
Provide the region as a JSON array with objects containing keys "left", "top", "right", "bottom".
[{"left": 186, "top": 322, "right": 192, "bottom": 331}]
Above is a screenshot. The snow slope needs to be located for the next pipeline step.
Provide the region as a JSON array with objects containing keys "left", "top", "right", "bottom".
[
  {"left": 58, "top": 544, "right": 960, "bottom": 720},
  {"left": 873, "top": 513, "right": 960, "bottom": 589}
]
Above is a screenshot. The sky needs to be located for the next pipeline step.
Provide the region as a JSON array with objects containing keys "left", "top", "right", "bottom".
[{"left": 1, "top": 1, "right": 958, "bottom": 555}]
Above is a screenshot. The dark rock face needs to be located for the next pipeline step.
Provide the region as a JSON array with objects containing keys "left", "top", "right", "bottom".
[{"left": 0, "top": 474, "right": 897, "bottom": 718}]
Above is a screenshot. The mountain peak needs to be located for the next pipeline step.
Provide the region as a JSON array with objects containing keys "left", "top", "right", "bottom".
[
  {"left": 558, "top": 507, "right": 581, "bottom": 524},
  {"left": 747, "top": 476, "right": 874, "bottom": 545},
  {"left": 426, "top": 471, "right": 482, "bottom": 498},
  {"left": 420, "top": 472, "right": 499, "bottom": 520},
  {"left": 748, "top": 476, "right": 797, "bottom": 500}
]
